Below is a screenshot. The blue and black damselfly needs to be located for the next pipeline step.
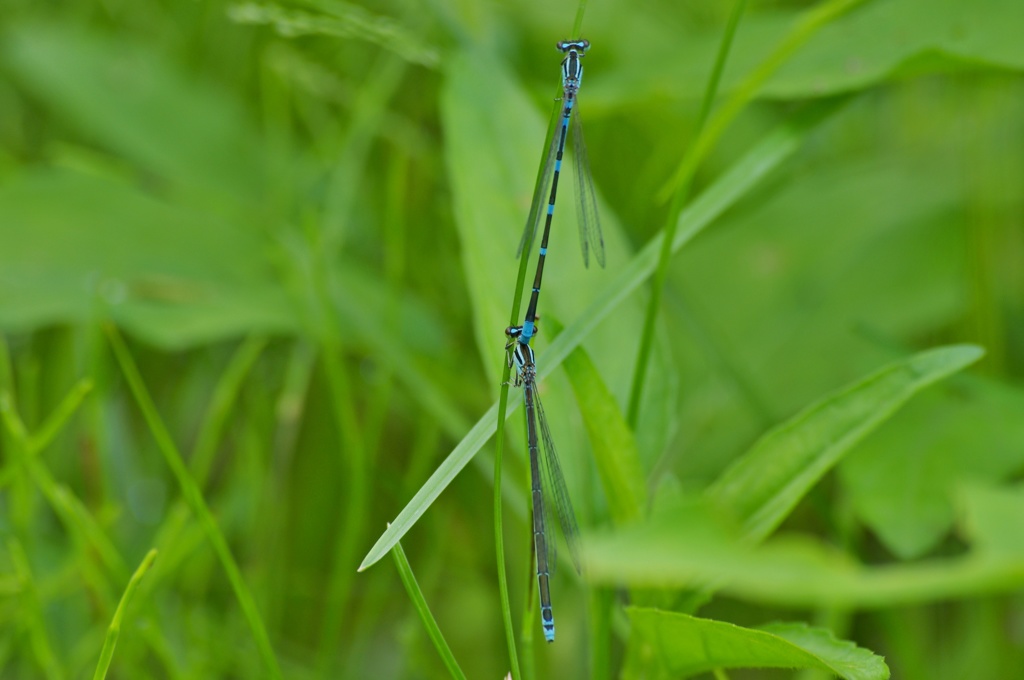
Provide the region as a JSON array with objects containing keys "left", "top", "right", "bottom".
[
  {"left": 505, "top": 330, "right": 581, "bottom": 643},
  {"left": 516, "top": 39, "right": 606, "bottom": 346},
  {"left": 503, "top": 36, "right": 603, "bottom": 645}
]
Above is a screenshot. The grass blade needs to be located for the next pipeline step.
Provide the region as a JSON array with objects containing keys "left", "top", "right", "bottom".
[
  {"left": 92, "top": 549, "right": 158, "bottom": 680},
  {"left": 29, "top": 379, "right": 94, "bottom": 453},
  {"left": 390, "top": 534, "right": 467, "bottom": 680},
  {"left": 562, "top": 334, "right": 646, "bottom": 525},
  {"left": 708, "top": 344, "right": 984, "bottom": 542},
  {"left": 627, "top": 0, "right": 749, "bottom": 427},
  {"left": 8, "top": 538, "right": 64, "bottom": 680},
  {"left": 105, "top": 324, "right": 283, "bottom": 680},
  {"left": 0, "top": 387, "right": 127, "bottom": 580}
]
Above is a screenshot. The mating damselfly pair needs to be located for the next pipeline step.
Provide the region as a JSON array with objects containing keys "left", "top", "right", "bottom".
[{"left": 505, "top": 38, "right": 605, "bottom": 643}]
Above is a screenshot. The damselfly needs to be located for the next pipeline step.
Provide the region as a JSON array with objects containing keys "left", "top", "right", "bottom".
[
  {"left": 505, "top": 329, "right": 582, "bottom": 643},
  {"left": 516, "top": 39, "right": 605, "bottom": 345}
]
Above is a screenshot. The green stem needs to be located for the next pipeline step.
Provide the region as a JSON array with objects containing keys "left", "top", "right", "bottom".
[
  {"left": 627, "top": 0, "right": 867, "bottom": 426},
  {"left": 190, "top": 337, "right": 267, "bottom": 484},
  {"left": 571, "top": 0, "right": 588, "bottom": 37},
  {"left": 519, "top": 527, "right": 537, "bottom": 680},
  {"left": 626, "top": 0, "right": 749, "bottom": 427},
  {"left": 493, "top": 368, "right": 522, "bottom": 680},
  {"left": 105, "top": 325, "right": 283, "bottom": 680},
  {"left": 590, "top": 588, "right": 613, "bottom": 680}
]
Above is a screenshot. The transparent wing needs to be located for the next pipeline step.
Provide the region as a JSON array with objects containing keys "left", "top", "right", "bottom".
[
  {"left": 524, "top": 383, "right": 553, "bottom": 569},
  {"left": 571, "top": 98, "right": 605, "bottom": 268},
  {"left": 526, "top": 381, "right": 559, "bottom": 641},
  {"left": 534, "top": 388, "right": 582, "bottom": 574},
  {"left": 516, "top": 118, "right": 561, "bottom": 260}
]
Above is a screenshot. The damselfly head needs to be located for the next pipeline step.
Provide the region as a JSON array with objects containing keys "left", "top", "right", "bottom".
[
  {"left": 505, "top": 319, "right": 540, "bottom": 340},
  {"left": 557, "top": 39, "right": 590, "bottom": 55}
]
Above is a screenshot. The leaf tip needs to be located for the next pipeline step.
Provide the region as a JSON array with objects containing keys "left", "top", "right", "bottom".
[{"left": 916, "top": 343, "right": 985, "bottom": 374}]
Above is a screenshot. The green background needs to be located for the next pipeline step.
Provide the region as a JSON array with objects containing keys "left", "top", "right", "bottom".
[{"left": 1, "top": 0, "right": 1023, "bottom": 678}]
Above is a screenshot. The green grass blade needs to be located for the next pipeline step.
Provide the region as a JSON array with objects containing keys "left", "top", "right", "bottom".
[
  {"left": 660, "top": 0, "right": 869, "bottom": 199},
  {"left": 92, "top": 549, "right": 158, "bottom": 680},
  {"left": 630, "top": 0, "right": 868, "bottom": 426},
  {"left": 190, "top": 337, "right": 266, "bottom": 483},
  {"left": 390, "top": 535, "right": 467, "bottom": 680},
  {"left": 133, "top": 337, "right": 268, "bottom": 614},
  {"left": 104, "top": 325, "right": 282, "bottom": 680},
  {"left": 315, "top": 338, "right": 368, "bottom": 663},
  {"left": 359, "top": 98, "right": 845, "bottom": 572},
  {"left": 493, "top": 368, "right": 521, "bottom": 679},
  {"left": 708, "top": 344, "right": 984, "bottom": 542},
  {"left": 627, "top": 0, "right": 748, "bottom": 427},
  {"left": 562, "top": 337, "right": 646, "bottom": 525},
  {"left": 28, "top": 378, "right": 94, "bottom": 453},
  {"left": 8, "top": 538, "right": 65, "bottom": 680},
  {"left": 359, "top": 397, "right": 510, "bottom": 571},
  {"left": 0, "top": 389, "right": 127, "bottom": 580},
  {"left": 571, "top": 0, "right": 588, "bottom": 37},
  {"left": 0, "top": 334, "right": 12, "bottom": 394}
]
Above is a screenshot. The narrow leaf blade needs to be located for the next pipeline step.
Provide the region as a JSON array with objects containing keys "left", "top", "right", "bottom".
[{"left": 707, "top": 344, "right": 984, "bottom": 541}]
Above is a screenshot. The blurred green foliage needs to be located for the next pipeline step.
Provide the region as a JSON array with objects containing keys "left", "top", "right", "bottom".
[{"left": 0, "top": 0, "right": 1023, "bottom": 678}]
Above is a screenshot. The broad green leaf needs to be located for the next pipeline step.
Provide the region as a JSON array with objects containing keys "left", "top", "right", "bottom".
[
  {"left": 762, "top": 0, "right": 1024, "bottom": 98},
  {"left": 958, "top": 483, "right": 1024, "bottom": 558},
  {"left": 0, "top": 170, "right": 296, "bottom": 348},
  {"left": 358, "top": 97, "right": 846, "bottom": 571},
  {"left": 676, "top": 157, "right": 966, "bottom": 421},
  {"left": 2, "top": 23, "right": 275, "bottom": 206},
  {"left": 585, "top": 482, "right": 1024, "bottom": 609},
  {"left": 440, "top": 46, "right": 547, "bottom": 382},
  {"left": 628, "top": 608, "right": 889, "bottom": 680},
  {"left": 0, "top": 170, "right": 445, "bottom": 355},
  {"left": 841, "top": 377, "right": 1024, "bottom": 559},
  {"left": 601, "top": 0, "right": 1024, "bottom": 104},
  {"left": 707, "top": 344, "right": 984, "bottom": 542}
]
